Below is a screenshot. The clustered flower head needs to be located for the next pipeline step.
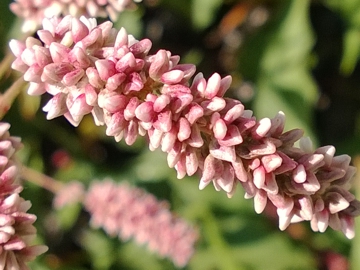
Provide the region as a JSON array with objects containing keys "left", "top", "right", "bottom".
[
  {"left": 0, "top": 122, "right": 48, "bottom": 269},
  {"left": 10, "top": 0, "right": 141, "bottom": 33},
  {"left": 84, "top": 179, "right": 198, "bottom": 267},
  {"left": 9, "top": 15, "right": 360, "bottom": 238}
]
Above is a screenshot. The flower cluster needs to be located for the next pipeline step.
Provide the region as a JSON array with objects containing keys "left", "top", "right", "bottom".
[
  {"left": 10, "top": 0, "right": 140, "bottom": 33},
  {"left": 0, "top": 122, "right": 48, "bottom": 269},
  {"left": 9, "top": 16, "right": 360, "bottom": 238},
  {"left": 84, "top": 179, "right": 198, "bottom": 267}
]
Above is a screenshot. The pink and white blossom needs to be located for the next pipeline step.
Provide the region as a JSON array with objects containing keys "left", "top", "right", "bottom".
[
  {"left": 10, "top": 16, "right": 360, "bottom": 238},
  {"left": 84, "top": 179, "right": 198, "bottom": 267}
]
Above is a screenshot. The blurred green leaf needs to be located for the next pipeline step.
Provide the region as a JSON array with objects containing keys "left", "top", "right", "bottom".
[
  {"left": 114, "top": 9, "right": 144, "bottom": 38},
  {"left": 79, "top": 230, "right": 117, "bottom": 270},
  {"left": 239, "top": 0, "right": 318, "bottom": 141},
  {"left": 56, "top": 203, "right": 82, "bottom": 230},
  {"left": 325, "top": 0, "right": 360, "bottom": 75},
  {"left": 191, "top": 0, "right": 222, "bottom": 30}
]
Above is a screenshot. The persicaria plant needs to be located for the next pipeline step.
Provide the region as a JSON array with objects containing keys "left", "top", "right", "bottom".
[{"left": 1, "top": 0, "right": 360, "bottom": 269}]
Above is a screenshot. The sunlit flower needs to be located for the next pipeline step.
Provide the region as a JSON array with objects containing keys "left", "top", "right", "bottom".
[
  {"left": 84, "top": 179, "right": 198, "bottom": 267},
  {"left": 10, "top": 16, "right": 360, "bottom": 238}
]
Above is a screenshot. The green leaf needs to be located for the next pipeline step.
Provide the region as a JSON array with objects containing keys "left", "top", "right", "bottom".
[
  {"left": 325, "top": 0, "right": 360, "bottom": 75},
  {"left": 56, "top": 203, "right": 82, "bottom": 230},
  {"left": 79, "top": 230, "right": 117, "bottom": 270},
  {"left": 191, "top": 0, "right": 222, "bottom": 30},
  {"left": 239, "top": 0, "right": 318, "bottom": 141}
]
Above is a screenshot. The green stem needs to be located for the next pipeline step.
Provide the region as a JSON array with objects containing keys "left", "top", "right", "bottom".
[
  {"left": 20, "top": 166, "right": 64, "bottom": 193},
  {"left": 0, "top": 53, "right": 14, "bottom": 79},
  {"left": 0, "top": 76, "right": 27, "bottom": 119}
]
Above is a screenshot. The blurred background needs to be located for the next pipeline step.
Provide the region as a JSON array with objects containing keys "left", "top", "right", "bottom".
[{"left": 1, "top": 0, "right": 360, "bottom": 269}]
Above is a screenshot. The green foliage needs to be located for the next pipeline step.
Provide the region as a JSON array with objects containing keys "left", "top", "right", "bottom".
[
  {"left": 239, "top": 0, "right": 318, "bottom": 140},
  {"left": 325, "top": 0, "right": 360, "bottom": 75}
]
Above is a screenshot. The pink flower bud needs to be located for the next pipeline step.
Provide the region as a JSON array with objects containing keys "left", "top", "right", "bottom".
[
  {"left": 135, "top": 101, "right": 155, "bottom": 122},
  {"left": 204, "top": 73, "right": 221, "bottom": 99},
  {"left": 71, "top": 17, "right": 90, "bottom": 43}
]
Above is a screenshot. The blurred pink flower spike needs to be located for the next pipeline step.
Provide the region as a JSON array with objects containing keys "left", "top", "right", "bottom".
[
  {"left": 9, "top": 15, "right": 360, "bottom": 238},
  {"left": 84, "top": 179, "right": 198, "bottom": 267},
  {"left": 0, "top": 123, "right": 48, "bottom": 269},
  {"left": 10, "top": 0, "right": 141, "bottom": 33}
]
